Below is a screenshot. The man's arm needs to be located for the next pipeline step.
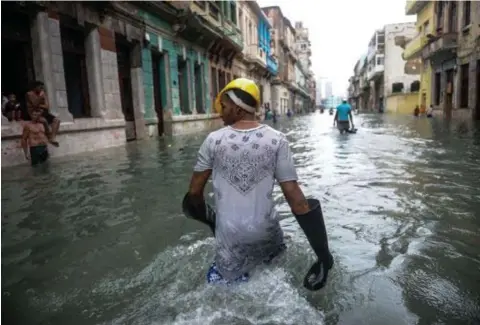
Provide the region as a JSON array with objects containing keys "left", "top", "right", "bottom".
[
  {"left": 187, "top": 136, "right": 213, "bottom": 203},
  {"left": 39, "top": 93, "right": 49, "bottom": 110},
  {"left": 333, "top": 110, "right": 338, "bottom": 126},
  {"left": 21, "top": 125, "right": 30, "bottom": 159},
  {"left": 26, "top": 92, "right": 35, "bottom": 116},
  {"left": 275, "top": 136, "right": 310, "bottom": 215},
  {"left": 348, "top": 109, "right": 354, "bottom": 127}
]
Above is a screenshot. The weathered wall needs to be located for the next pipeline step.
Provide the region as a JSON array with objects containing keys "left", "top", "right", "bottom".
[
  {"left": 139, "top": 10, "right": 214, "bottom": 136},
  {"left": 386, "top": 93, "right": 418, "bottom": 114},
  {"left": 384, "top": 23, "right": 419, "bottom": 97}
]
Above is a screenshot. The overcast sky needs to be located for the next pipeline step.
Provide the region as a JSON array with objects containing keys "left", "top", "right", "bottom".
[{"left": 257, "top": 0, "right": 415, "bottom": 96}]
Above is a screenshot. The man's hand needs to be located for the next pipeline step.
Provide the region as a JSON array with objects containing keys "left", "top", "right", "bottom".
[{"left": 24, "top": 152, "right": 30, "bottom": 160}]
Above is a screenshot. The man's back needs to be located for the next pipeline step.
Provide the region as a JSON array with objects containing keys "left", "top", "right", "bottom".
[
  {"left": 336, "top": 103, "right": 351, "bottom": 121},
  {"left": 194, "top": 124, "right": 297, "bottom": 280}
]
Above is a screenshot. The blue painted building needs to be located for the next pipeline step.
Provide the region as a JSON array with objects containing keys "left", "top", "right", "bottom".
[
  {"left": 258, "top": 10, "right": 277, "bottom": 76},
  {"left": 136, "top": 2, "right": 242, "bottom": 136}
]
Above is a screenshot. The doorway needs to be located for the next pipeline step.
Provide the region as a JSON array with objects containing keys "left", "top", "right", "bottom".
[
  {"left": 177, "top": 57, "right": 190, "bottom": 114},
  {"left": 152, "top": 51, "right": 165, "bottom": 135},
  {"left": 61, "top": 23, "right": 91, "bottom": 118},
  {"left": 1, "top": 11, "right": 35, "bottom": 118},
  {"left": 115, "top": 35, "right": 136, "bottom": 141},
  {"left": 211, "top": 67, "right": 218, "bottom": 112},
  {"left": 194, "top": 63, "right": 204, "bottom": 114},
  {"left": 476, "top": 60, "right": 480, "bottom": 120},
  {"left": 445, "top": 69, "right": 454, "bottom": 118}
]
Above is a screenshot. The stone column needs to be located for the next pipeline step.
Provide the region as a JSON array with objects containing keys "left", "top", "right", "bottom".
[
  {"left": 98, "top": 27, "right": 123, "bottom": 120},
  {"left": 85, "top": 27, "right": 105, "bottom": 117},
  {"left": 130, "top": 42, "right": 147, "bottom": 139},
  {"left": 187, "top": 59, "right": 196, "bottom": 114},
  {"left": 30, "top": 11, "right": 73, "bottom": 122}
]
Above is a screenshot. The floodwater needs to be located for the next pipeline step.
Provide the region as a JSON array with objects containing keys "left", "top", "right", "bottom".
[{"left": 2, "top": 113, "right": 480, "bottom": 325}]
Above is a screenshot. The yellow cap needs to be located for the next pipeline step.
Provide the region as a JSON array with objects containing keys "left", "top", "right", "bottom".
[{"left": 214, "top": 78, "right": 261, "bottom": 115}]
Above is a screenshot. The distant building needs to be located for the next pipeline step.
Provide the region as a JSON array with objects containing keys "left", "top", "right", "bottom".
[{"left": 325, "top": 81, "right": 333, "bottom": 99}]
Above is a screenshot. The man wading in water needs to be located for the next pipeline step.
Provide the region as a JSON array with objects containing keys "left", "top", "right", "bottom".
[
  {"left": 333, "top": 99, "right": 354, "bottom": 134},
  {"left": 21, "top": 108, "right": 50, "bottom": 166},
  {"left": 26, "top": 81, "right": 60, "bottom": 147},
  {"left": 183, "top": 78, "right": 334, "bottom": 290}
]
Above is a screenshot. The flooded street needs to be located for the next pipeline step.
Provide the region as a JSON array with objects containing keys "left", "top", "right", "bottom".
[{"left": 2, "top": 113, "right": 480, "bottom": 325}]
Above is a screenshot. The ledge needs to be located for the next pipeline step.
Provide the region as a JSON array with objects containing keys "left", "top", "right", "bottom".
[
  {"left": 1, "top": 118, "right": 126, "bottom": 139},
  {"left": 170, "top": 113, "right": 221, "bottom": 122}
]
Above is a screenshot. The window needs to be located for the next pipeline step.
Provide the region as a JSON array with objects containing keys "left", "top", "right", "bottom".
[
  {"left": 208, "top": 1, "right": 219, "bottom": 20},
  {"left": 410, "top": 80, "right": 420, "bottom": 92},
  {"left": 437, "top": 1, "right": 445, "bottom": 30},
  {"left": 463, "top": 1, "right": 471, "bottom": 27},
  {"left": 460, "top": 64, "right": 469, "bottom": 108},
  {"left": 301, "top": 44, "right": 306, "bottom": 50},
  {"left": 194, "top": 1, "right": 206, "bottom": 10},
  {"left": 230, "top": 1, "right": 237, "bottom": 24},
  {"left": 392, "top": 83, "right": 404, "bottom": 93},
  {"left": 376, "top": 56, "right": 384, "bottom": 65}
]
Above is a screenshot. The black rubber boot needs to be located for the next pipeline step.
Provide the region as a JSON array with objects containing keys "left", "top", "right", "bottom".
[
  {"left": 294, "top": 198, "right": 334, "bottom": 291},
  {"left": 182, "top": 193, "right": 216, "bottom": 236}
]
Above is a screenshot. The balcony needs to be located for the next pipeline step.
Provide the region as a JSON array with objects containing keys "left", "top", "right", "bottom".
[
  {"left": 222, "top": 22, "right": 243, "bottom": 50},
  {"left": 367, "top": 63, "right": 384, "bottom": 80},
  {"left": 266, "top": 55, "right": 278, "bottom": 75},
  {"left": 403, "top": 33, "right": 427, "bottom": 60},
  {"left": 405, "top": 0, "right": 428, "bottom": 15},
  {"left": 246, "top": 45, "right": 266, "bottom": 68},
  {"left": 421, "top": 32, "right": 458, "bottom": 60}
]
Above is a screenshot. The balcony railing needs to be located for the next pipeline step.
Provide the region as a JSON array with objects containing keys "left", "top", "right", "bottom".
[
  {"left": 421, "top": 32, "right": 458, "bottom": 59},
  {"left": 367, "top": 64, "right": 384, "bottom": 80},
  {"left": 403, "top": 33, "right": 427, "bottom": 60},
  {"left": 267, "top": 55, "right": 278, "bottom": 75}
]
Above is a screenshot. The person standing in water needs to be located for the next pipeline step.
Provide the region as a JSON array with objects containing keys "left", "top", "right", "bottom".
[
  {"left": 26, "top": 81, "right": 60, "bottom": 147},
  {"left": 183, "top": 78, "right": 333, "bottom": 290},
  {"left": 21, "top": 108, "right": 50, "bottom": 166},
  {"left": 333, "top": 99, "right": 354, "bottom": 134}
]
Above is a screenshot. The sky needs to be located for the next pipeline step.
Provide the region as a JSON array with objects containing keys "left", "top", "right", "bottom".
[{"left": 257, "top": 0, "right": 415, "bottom": 96}]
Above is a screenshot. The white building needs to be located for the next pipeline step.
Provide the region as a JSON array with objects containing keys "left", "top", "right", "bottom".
[{"left": 365, "top": 22, "right": 417, "bottom": 111}]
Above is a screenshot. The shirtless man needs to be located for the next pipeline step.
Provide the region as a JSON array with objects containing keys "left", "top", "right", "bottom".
[
  {"left": 26, "top": 81, "right": 60, "bottom": 147},
  {"left": 21, "top": 108, "right": 50, "bottom": 166}
]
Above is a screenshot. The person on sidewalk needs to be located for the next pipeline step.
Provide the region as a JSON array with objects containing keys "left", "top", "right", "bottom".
[
  {"left": 183, "top": 78, "right": 333, "bottom": 291},
  {"left": 21, "top": 108, "right": 50, "bottom": 166},
  {"left": 426, "top": 105, "right": 433, "bottom": 118},
  {"left": 333, "top": 99, "right": 354, "bottom": 134},
  {"left": 26, "top": 81, "right": 60, "bottom": 147}
]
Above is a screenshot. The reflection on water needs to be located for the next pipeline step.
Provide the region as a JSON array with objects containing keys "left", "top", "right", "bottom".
[{"left": 2, "top": 113, "right": 480, "bottom": 325}]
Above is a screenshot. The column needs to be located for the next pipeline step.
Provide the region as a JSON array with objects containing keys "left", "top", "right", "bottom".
[
  {"left": 187, "top": 57, "right": 197, "bottom": 114},
  {"left": 85, "top": 28, "right": 105, "bottom": 117},
  {"left": 30, "top": 11, "right": 73, "bottom": 122},
  {"left": 98, "top": 26, "right": 123, "bottom": 120},
  {"left": 130, "top": 42, "right": 147, "bottom": 139}
]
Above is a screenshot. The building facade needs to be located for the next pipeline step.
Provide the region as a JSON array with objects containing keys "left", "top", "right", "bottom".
[
  {"left": 295, "top": 21, "right": 316, "bottom": 111},
  {"left": 262, "top": 6, "right": 292, "bottom": 115},
  {"left": 405, "top": 0, "right": 480, "bottom": 120},
  {"left": 349, "top": 22, "right": 418, "bottom": 113},
  {"left": 233, "top": 0, "right": 278, "bottom": 119},
  {"left": 2, "top": 2, "right": 147, "bottom": 167}
]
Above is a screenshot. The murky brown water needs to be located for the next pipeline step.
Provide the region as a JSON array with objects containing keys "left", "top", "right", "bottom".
[{"left": 2, "top": 113, "right": 480, "bottom": 325}]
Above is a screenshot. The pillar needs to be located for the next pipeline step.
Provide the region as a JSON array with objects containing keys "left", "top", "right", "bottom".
[
  {"left": 98, "top": 26, "right": 123, "bottom": 120},
  {"left": 130, "top": 42, "right": 147, "bottom": 139},
  {"left": 85, "top": 27, "right": 105, "bottom": 117},
  {"left": 30, "top": 11, "right": 73, "bottom": 122},
  {"left": 187, "top": 58, "right": 197, "bottom": 114}
]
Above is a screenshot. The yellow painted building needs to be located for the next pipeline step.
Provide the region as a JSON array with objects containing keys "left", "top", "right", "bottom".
[{"left": 403, "top": 0, "right": 435, "bottom": 110}]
